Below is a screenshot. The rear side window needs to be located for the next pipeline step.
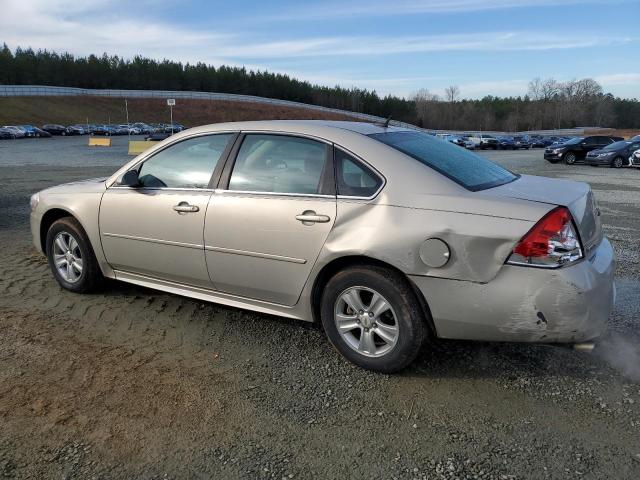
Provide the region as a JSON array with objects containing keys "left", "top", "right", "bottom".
[
  {"left": 137, "top": 134, "right": 233, "bottom": 188},
  {"left": 369, "top": 131, "right": 517, "bottom": 191},
  {"left": 229, "top": 134, "right": 329, "bottom": 194},
  {"left": 335, "top": 149, "right": 383, "bottom": 197}
]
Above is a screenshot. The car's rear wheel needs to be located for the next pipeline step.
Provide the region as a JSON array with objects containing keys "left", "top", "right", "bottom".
[
  {"left": 611, "top": 156, "right": 624, "bottom": 168},
  {"left": 564, "top": 152, "right": 577, "bottom": 164},
  {"left": 320, "top": 266, "right": 427, "bottom": 373},
  {"left": 46, "top": 217, "right": 102, "bottom": 293}
]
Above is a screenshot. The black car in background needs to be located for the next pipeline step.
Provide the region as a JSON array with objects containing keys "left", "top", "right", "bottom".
[
  {"left": 586, "top": 139, "right": 640, "bottom": 168},
  {"left": 33, "top": 127, "right": 52, "bottom": 138},
  {"left": 42, "top": 124, "right": 69, "bottom": 135},
  {"left": 496, "top": 136, "right": 516, "bottom": 149},
  {"left": 544, "top": 135, "right": 624, "bottom": 164}
]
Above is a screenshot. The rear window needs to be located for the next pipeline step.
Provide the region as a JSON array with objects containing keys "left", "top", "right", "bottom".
[
  {"left": 603, "top": 141, "right": 628, "bottom": 150},
  {"left": 368, "top": 131, "right": 518, "bottom": 191}
]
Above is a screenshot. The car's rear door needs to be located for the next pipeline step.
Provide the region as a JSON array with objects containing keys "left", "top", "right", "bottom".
[
  {"left": 99, "top": 133, "right": 237, "bottom": 288},
  {"left": 204, "top": 133, "right": 336, "bottom": 306}
]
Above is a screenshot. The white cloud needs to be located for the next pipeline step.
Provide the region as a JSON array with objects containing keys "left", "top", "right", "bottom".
[
  {"left": 595, "top": 73, "right": 640, "bottom": 86},
  {"left": 217, "top": 32, "right": 632, "bottom": 58},
  {"left": 266, "top": 0, "right": 632, "bottom": 20}
]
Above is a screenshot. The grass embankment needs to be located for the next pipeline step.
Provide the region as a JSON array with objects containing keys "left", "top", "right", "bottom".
[{"left": 0, "top": 96, "right": 360, "bottom": 127}]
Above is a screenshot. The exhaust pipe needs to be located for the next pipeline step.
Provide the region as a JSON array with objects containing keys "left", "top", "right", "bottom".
[{"left": 573, "top": 342, "right": 596, "bottom": 353}]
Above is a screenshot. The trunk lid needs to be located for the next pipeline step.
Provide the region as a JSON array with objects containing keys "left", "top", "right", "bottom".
[{"left": 479, "top": 174, "right": 603, "bottom": 255}]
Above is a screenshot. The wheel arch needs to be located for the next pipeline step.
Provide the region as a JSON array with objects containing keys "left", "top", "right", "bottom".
[
  {"left": 39, "top": 208, "right": 95, "bottom": 256},
  {"left": 310, "top": 255, "right": 437, "bottom": 337}
]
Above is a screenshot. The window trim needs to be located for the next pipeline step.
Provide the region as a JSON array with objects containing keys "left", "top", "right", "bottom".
[
  {"left": 217, "top": 131, "right": 336, "bottom": 197},
  {"left": 107, "top": 131, "right": 240, "bottom": 190},
  {"left": 333, "top": 146, "right": 386, "bottom": 200}
]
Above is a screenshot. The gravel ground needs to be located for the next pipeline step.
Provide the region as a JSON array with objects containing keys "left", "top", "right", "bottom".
[{"left": 0, "top": 136, "right": 639, "bottom": 479}]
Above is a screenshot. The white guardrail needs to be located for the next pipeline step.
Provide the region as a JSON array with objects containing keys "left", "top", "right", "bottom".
[{"left": 0, "top": 85, "right": 596, "bottom": 136}]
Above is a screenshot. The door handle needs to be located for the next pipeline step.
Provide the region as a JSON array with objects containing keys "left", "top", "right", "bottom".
[
  {"left": 173, "top": 202, "right": 200, "bottom": 213},
  {"left": 295, "top": 211, "right": 330, "bottom": 224}
]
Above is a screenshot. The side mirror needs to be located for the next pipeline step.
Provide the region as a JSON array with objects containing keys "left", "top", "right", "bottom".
[{"left": 121, "top": 169, "right": 140, "bottom": 187}]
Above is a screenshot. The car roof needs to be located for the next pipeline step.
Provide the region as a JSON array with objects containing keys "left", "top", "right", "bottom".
[{"left": 187, "top": 120, "right": 413, "bottom": 137}]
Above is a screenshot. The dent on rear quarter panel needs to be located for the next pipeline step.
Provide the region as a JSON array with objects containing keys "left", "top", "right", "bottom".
[{"left": 321, "top": 201, "right": 537, "bottom": 284}]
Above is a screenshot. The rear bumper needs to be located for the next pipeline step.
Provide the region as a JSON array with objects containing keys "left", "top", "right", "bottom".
[{"left": 410, "top": 238, "right": 615, "bottom": 343}]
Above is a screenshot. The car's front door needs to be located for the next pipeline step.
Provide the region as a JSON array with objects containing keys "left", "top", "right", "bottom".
[
  {"left": 99, "top": 133, "right": 236, "bottom": 287},
  {"left": 204, "top": 133, "right": 336, "bottom": 305}
]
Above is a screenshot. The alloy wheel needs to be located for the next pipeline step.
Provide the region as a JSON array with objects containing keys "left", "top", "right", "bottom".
[
  {"left": 334, "top": 286, "right": 399, "bottom": 357},
  {"left": 52, "top": 231, "right": 83, "bottom": 283}
]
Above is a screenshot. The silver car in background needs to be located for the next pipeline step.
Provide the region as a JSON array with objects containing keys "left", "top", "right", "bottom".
[{"left": 30, "top": 121, "right": 615, "bottom": 372}]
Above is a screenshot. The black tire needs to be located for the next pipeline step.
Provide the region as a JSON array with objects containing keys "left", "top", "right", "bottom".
[
  {"left": 564, "top": 152, "right": 577, "bottom": 165},
  {"left": 611, "top": 156, "right": 624, "bottom": 168},
  {"left": 320, "top": 266, "right": 427, "bottom": 373},
  {"left": 45, "top": 217, "right": 103, "bottom": 293}
]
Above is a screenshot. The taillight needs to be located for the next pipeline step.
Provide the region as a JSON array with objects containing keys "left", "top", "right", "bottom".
[{"left": 507, "top": 206, "right": 583, "bottom": 268}]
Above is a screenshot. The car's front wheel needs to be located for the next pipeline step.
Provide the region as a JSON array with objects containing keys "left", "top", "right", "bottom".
[
  {"left": 611, "top": 156, "right": 624, "bottom": 168},
  {"left": 320, "top": 266, "right": 427, "bottom": 373},
  {"left": 46, "top": 217, "right": 103, "bottom": 293},
  {"left": 564, "top": 152, "right": 577, "bottom": 164}
]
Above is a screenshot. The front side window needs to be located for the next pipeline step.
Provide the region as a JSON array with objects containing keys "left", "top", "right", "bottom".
[
  {"left": 137, "top": 134, "right": 233, "bottom": 188},
  {"left": 369, "top": 131, "right": 517, "bottom": 191},
  {"left": 335, "top": 149, "right": 383, "bottom": 197},
  {"left": 228, "top": 134, "right": 328, "bottom": 194}
]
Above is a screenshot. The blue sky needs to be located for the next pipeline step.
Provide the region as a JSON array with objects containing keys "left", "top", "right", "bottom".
[{"left": 2, "top": 0, "right": 639, "bottom": 99}]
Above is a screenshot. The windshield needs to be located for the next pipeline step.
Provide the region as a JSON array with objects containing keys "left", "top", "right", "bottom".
[
  {"left": 369, "top": 131, "right": 518, "bottom": 191},
  {"left": 603, "top": 141, "right": 629, "bottom": 150},
  {"left": 564, "top": 137, "right": 584, "bottom": 145}
]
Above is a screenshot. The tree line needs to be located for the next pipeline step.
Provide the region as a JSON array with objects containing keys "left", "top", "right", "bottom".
[{"left": 1, "top": 45, "right": 638, "bottom": 130}]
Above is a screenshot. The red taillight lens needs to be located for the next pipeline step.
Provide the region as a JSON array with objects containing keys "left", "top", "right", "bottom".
[{"left": 508, "top": 206, "right": 583, "bottom": 267}]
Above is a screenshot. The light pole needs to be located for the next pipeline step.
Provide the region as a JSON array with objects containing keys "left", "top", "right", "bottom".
[{"left": 167, "top": 98, "right": 175, "bottom": 134}]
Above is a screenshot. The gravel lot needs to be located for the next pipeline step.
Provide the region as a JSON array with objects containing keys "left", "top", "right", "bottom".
[{"left": 0, "top": 136, "right": 639, "bottom": 479}]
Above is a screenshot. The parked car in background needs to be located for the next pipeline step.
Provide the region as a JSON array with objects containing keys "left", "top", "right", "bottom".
[
  {"left": 29, "top": 120, "right": 614, "bottom": 372},
  {"left": 468, "top": 134, "right": 499, "bottom": 149},
  {"left": 513, "top": 136, "right": 532, "bottom": 149},
  {"left": 119, "top": 124, "right": 142, "bottom": 135},
  {"left": 144, "top": 132, "right": 172, "bottom": 141},
  {"left": 629, "top": 135, "right": 640, "bottom": 142},
  {"left": 42, "top": 124, "right": 70, "bottom": 136},
  {"left": 91, "top": 125, "right": 113, "bottom": 136},
  {"left": 586, "top": 139, "right": 640, "bottom": 168},
  {"left": 441, "top": 134, "right": 466, "bottom": 147},
  {"left": 527, "top": 136, "right": 546, "bottom": 148},
  {"left": 2, "top": 126, "right": 26, "bottom": 138},
  {"left": 33, "top": 127, "right": 52, "bottom": 138},
  {"left": 132, "top": 123, "right": 155, "bottom": 134},
  {"left": 544, "top": 135, "right": 624, "bottom": 164},
  {"left": 496, "top": 136, "right": 516, "bottom": 150},
  {"left": 460, "top": 136, "right": 476, "bottom": 149},
  {"left": 19, "top": 125, "right": 40, "bottom": 137},
  {"left": 0, "top": 127, "right": 17, "bottom": 139},
  {"left": 67, "top": 125, "right": 86, "bottom": 135},
  {"left": 106, "top": 125, "right": 128, "bottom": 135}
]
